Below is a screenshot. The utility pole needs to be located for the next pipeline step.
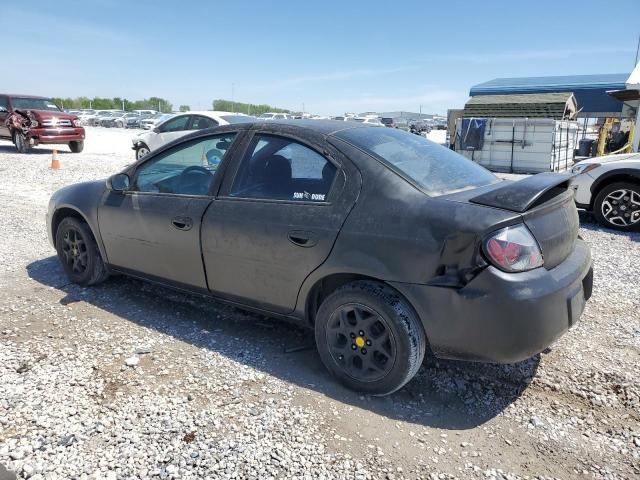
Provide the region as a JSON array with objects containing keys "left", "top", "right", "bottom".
[
  {"left": 232, "top": 83, "right": 235, "bottom": 112},
  {"left": 122, "top": 99, "right": 125, "bottom": 111},
  {"left": 302, "top": 102, "right": 305, "bottom": 115},
  {"left": 635, "top": 33, "right": 640, "bottom": 67}
]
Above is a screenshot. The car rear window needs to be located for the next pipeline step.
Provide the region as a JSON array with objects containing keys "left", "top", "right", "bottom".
[{"left": 334, "top": 127, "right": 499, "bottom": 196}]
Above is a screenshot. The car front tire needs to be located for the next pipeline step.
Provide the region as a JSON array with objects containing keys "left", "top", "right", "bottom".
[
  {"left": 315, "top": 280, "right": 426, "bottom": 396},
  {"left": 13, "top": 131, "right": 30, "bottom": 153},
  {"left": 69, "top": 141, "right": 84, "bottom": 153},
  {"left": 593, "top": 182, "right": 640, "bottom": 231},
  {"left": 135, "top": 144, "right": 151, "bottom": 160},
  {"left": 55, "top": 217, "right": 109, "bottom": 286}
]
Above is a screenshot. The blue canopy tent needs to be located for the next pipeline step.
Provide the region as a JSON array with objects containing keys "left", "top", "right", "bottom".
[{"left": 469, "top": 74, "right": 629, "bottom": 117}]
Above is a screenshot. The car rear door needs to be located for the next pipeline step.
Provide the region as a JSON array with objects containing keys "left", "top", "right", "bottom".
[
  {"left": 201, "top": 128, "right": 361, "bottom": 313},
  {"left": 98, "top": 131, "right": 242, "bottom": 290}
]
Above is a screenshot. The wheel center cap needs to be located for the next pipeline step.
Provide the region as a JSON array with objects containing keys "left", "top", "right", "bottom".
[{"left": 355, "top": 336, "right": 365, "bottom": 348}]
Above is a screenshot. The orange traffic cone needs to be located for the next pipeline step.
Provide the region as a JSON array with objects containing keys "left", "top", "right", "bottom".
[{"left": 51, "top": 150, "right": 61, "bottom": 170}]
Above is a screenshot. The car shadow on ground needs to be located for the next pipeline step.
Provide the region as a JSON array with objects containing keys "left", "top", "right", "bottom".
[
  {"left": 578, "top": 211, "right": 640, "bottom": 240},
  {"left": 27, "top": 256, "right": 540, "bottom": 430},
  {"left": 0, "top": 144, "right": 70, "bottom": 155}
]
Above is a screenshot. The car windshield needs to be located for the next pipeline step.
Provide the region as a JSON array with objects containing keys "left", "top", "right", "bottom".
[
  {"left": 11, "top": 97, "right": 61, "bottom": 112},
  {"left": 335, "top": 127, "right": 499, "bottom": 196},
  {"left": 221, "top": 115, "right": 257, "bottom": 124}
]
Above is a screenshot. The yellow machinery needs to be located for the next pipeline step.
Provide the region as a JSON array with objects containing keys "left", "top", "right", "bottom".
[{"left": 596, "top": 118, "right": 636, "bottom": 156}]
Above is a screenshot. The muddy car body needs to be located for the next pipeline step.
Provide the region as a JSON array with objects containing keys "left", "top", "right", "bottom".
[
  {"left": 0, "top": 94, "right": 85, "bottom": 153},
  {"left": 47, "top": 120, "right": 593, "bottom": 394}
]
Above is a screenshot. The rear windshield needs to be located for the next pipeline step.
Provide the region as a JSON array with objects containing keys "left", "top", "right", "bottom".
[
  {"left": 11, "top": 97, "right": 61, "bottom": 112},
  {"left": 221, "top": 115, "right": 257, "bottom": 124},
  {"left": 335, "top": 127, "right": 498, "bottom": 196}
]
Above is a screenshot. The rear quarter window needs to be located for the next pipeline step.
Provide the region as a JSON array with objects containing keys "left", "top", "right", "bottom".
[{"left": 335, "top": 127, "right": 498, "bottom": 196}]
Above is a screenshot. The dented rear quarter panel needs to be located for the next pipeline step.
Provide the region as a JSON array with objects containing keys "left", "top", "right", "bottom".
[{"left": 294, "top": 137, "right": 523, "bottom": 317}]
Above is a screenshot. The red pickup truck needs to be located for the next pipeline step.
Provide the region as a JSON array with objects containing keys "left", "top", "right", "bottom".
[{"left": 0, "top": 94, "right": 85, "bottom": 153}]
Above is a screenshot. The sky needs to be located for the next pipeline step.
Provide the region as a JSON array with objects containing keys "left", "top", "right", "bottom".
[{"left": 4, "top": 0, "right": 639, "bottom": 116}]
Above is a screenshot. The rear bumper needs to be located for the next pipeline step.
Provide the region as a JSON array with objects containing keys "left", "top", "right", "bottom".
[
  {"left": 392, "top": 239, "right": 593, "bottom": 363},
  {"left": 28, "top": 127, "right": 85, "bottom": 144}
]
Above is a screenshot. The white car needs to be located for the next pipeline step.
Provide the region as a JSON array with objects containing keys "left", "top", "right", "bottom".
[
  {"left": 140, "top": 113, "right": 174, "bottom": 130},
  {"left": 362, "top": 117, "right": 384, "bottom": 127},
  {"left": 258, "top": 112, "right": 290, "bottom": 120},
  {"left": 132, "top": 111, "right": 256, "bottom": 160},
  {"left": 571, "top": 152, "right": 640, "bottom": 231}
]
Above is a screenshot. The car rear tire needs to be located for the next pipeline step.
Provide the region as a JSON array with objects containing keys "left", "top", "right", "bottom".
[
  {"left": 55, "top": 217, "right": 109, "bottom": 286},
  {"left": 135, "top": 144, "right": 150, "bottom": 160},
  {"left": 69, "top": 141, "right": 84, "bottom": 153},
  {"left": 315, "top": 280, "right": 426, "bottom": 396},
  {"left": 593, "top": 182, "right": 640, "bottom": 231},
  {"left": 13, "top": 131, "right": 29, "bottom": 153}
]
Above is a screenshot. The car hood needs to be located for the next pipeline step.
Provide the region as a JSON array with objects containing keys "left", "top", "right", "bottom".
[
  {"left": 24, "top": 109, "right": 78, "bottom": 121},
  {"left": 580, "top": 152, "right": 640, "bottom": 165}
]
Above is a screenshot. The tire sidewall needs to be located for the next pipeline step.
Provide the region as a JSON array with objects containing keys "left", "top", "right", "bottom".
[
  {"left": 136, "top": 144, "right": 150, "bottom": 161},
  {"left": 13, "top": 131, "right": 28, "bottom": 153},
  {"left": 593, "top": 182, "right": 640, "bottom": 231},
  {"left": 55, "top": 218, "right": 100, "bottom": 286},
  {"left": 69, "top": 141, "right": 84, "bottom": 153},
  {"left": 315, "top": 282, "right": 425, "bottom": 395}
]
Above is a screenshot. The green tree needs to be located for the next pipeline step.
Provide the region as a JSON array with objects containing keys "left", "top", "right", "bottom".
[
  {"left": 212, "top": 99, "right": 291, "bottom": 116},
  {"left": 179, "top": 105, "right": 190, "bottom": 112}
]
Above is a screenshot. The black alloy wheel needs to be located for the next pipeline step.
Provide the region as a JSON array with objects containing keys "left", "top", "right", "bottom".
[
  {"left": 55, "top": 217, "right": 109, "bottom": 286},
  {"left": 315, "top": 281, "right": 426, "bottom": 396},
  {"left": 326, "top": 303, "right": 396, "bottom": 382}
]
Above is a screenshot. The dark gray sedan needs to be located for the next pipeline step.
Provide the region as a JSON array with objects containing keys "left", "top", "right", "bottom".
[{"left": 47, "top": 120, "right": 593, "bottom": 395}]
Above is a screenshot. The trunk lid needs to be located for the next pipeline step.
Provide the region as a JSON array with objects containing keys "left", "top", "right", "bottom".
[{"left": 464, "top": 173, "right": 579, "bottom": 269}]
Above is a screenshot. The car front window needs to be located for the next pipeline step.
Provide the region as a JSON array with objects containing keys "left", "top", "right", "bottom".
[
  {"left": 335, "top": 127, "right": 499, "bottom": 196},
  {"left": 135, "top": 133, "right": 237, "bottom": 195},
  {"left": 158, "top": 115, "right": 190, "bottom": 132}
]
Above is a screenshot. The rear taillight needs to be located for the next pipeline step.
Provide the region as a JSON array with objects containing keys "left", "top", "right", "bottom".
[{"left": 484, "top": 224, "right": 543, "bottom": 272}]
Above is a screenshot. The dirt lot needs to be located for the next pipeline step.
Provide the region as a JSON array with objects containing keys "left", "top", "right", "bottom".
[{"left": 0, "top": 128, "right": 639, "bottom": 479}]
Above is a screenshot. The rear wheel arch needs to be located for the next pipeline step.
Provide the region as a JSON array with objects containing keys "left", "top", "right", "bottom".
[{"left": 305, "top": 274, "right": 424, "bottom": 329}]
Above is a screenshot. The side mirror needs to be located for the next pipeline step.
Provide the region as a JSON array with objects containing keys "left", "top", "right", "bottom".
[
  {"left": 152, "top": 126, "right": 160, "bottom": 133},
  {"left": 108, "top": 173, "right": 130, "bottom": 192}
]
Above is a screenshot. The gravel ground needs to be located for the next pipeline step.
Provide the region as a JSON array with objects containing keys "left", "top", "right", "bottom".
[{"left": 0, "top": 128, "right": 638, "bottom": 479}]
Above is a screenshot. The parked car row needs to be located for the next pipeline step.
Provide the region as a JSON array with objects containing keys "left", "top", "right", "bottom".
[{"left": 71, "top": 109, "right": 159, "bottom": 128}]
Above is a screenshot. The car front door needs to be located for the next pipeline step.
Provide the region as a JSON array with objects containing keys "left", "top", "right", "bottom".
[
  {"left": 201, "top": 130, "right": 360, "bottom": 313},
  {"left": 147, "top": 114, "right": 192, "bottom": 151},
  {"left": 98, "top": 131, "right": 240, "bottom": 290},
  {"left": 0, "top": 96, "right": 10, "bottom": 138}
]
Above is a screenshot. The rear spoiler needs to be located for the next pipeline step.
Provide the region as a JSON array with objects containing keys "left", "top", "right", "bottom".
[{"left": 469, "top": 172, "right": 575, "bottom": 213}]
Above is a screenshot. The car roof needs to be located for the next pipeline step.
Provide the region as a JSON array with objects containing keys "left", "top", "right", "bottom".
[
  {"left": 254, "top": 119, "right": 369, "bottom": 135},
  {"left": 4, "top": 94, "right": 50, "bottom": 99},
  {"left": 185, "top": 110, "right": 248, "bottom": 118}
]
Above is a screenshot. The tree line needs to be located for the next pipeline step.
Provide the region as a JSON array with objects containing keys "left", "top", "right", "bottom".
[
  {"left": 49, "top": 96, "right": 292, "bottom": 116},
  {"left": 212, "top": 99, "right": 293, "bottom": 116},
  {"left": 51, "top": 96, "right": 173, "bottom": 112}
]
